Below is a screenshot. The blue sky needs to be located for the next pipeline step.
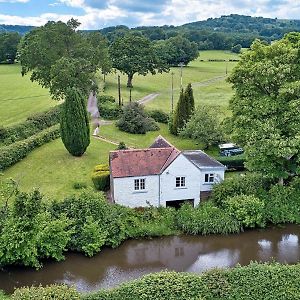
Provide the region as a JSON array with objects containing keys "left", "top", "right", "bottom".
[{"left": 0, "top": 0, "right": 299, "bottom": 29}]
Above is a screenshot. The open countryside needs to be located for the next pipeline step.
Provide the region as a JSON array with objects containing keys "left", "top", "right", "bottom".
[{"left": 0, "top": 11, "right": 300, "bottom": 300}]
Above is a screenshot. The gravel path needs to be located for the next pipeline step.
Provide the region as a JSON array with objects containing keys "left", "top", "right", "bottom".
[{"left": 137, "top": 93, "right": 160, "bottom": 105}]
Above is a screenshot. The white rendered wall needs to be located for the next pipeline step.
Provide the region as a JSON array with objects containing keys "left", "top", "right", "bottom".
[
  {"left": 199, "top": 168, "right": 225, "bottom": 192},
  {"left": 160, "top": 154, "right": 201, "bottom": 207},
  {"left": 113, "top": 175, "right": 159, "bottom": 208}
]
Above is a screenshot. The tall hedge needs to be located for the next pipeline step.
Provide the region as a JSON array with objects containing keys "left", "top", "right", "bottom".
[{"left": 60, "top": 89, "right": 90, "bottom": 156}]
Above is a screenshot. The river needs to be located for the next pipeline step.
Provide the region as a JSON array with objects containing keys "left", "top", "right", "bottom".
[{"left": 0, "top": 224, "right": 299, "bottom": 294}]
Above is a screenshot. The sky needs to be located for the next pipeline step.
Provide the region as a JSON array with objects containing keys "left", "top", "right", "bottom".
[{"left": 0, "top": 0, "right": 300, "bottom": 29}]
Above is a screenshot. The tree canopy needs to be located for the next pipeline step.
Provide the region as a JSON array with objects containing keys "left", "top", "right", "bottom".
[
  {"left": 109, "top": 33, "right": 168, "bottom": 88},
  {"left": 19, "top": 19, "right": 110, "bottom": 100},
  {"left": 180, "top": 105, "right": 223, "bottom": 148},
  {"left": 0, "top": 32, "right": 21, "bottom": 63},
  {"left": 228, "top": 32, "right": 300, "bottom": 183}
]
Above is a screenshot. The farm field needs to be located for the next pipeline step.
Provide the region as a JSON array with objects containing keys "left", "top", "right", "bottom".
[
  {"left": 0, "top": 64, "right": 56, "bottom": 126},
  {"left": 102, "top": 50, "right": 238, "bottom": 113},
  {"left": 1, "top": 50, "right": 239, "bottom": 198}
]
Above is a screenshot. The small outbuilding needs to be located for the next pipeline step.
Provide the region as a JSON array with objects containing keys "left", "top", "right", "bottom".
[{"left": 109, "top": 136, "right": 225, "bottom": 208}]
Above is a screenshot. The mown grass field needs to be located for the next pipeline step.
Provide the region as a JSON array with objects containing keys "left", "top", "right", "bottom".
[
  {"left": 1, "top": 50, "right": 240, "bottom": 197},
  {"left": 3, "top": 137, "right": 116, "bottom": 198},
  {"left": 102, "top": 50, "right": 238, "bottom": 113},
  {"left": 0, "top": 64, "right": 57, "bottom": 126}
]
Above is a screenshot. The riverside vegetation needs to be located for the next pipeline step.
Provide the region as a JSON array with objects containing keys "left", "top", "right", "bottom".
[{"left": 1, "top": 173, "right": 299, "bottom": 269}]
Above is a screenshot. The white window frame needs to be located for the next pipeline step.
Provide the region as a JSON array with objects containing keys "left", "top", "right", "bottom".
[
  {"left": 175, "top": 176, "right": 186, "bottom": 188},
  {"left": 204, "top": 173, "right": 214, "bottom": 183},
  {"left": 134, "top": 178, "right": 146, "bottom": 191}
]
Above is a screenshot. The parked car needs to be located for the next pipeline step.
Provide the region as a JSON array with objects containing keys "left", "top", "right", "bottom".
[{"left": 219, "top": 143, "right": 244, "bottom": 157}]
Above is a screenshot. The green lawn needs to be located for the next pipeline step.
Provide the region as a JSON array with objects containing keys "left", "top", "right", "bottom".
[
  {"left": 3, "top": 138, "right": 115, "bottom": 199},
  {"left": 0, "top": 64, "right": 57, "bottom": 126},
  {"left": 99, "top": 123, "right": 201, "bottom": 150}
]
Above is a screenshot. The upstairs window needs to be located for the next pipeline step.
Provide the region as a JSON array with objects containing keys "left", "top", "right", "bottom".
[
  {"left": 205, "top": 173, "right": 214, "bottom": 183},
  {"left": 134, "top": 178, "right": 145, "bottom": 190},
  {"left": 176, "top": 177, "right": 186, "bottom": 187}
]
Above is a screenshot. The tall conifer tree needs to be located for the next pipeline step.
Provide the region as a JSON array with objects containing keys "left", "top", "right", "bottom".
[
  {"left": 185, "top": 83, "right": 195, "bottom": 118},
  {"left": 60, "top": 88, "right": 90, "bottom": 156},
  {"left": 172, "top": 89, "right": 186, "bottom": 135}
]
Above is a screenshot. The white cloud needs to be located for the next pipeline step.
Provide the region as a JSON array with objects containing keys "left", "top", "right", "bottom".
[{"left": 1, "top": 0, "right": 300, "bottom": 29}]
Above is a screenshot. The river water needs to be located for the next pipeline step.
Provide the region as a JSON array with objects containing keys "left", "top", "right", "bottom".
[{"left": 0, "top": 224, "right": 299, "bottom": 294}]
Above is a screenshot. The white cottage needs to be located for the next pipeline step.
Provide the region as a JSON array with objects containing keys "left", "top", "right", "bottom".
[{"left": 109, "top": 136, "right": 225, "bottom": 208}]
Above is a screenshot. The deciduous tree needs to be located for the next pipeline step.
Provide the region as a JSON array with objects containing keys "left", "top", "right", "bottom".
[
  {"left": 228, "top": 33, "right": 300, "bottom": 183},
  {"left": 109, "top": 33, "right": 168, "bottom": 88},
  {"left": 0, "top": 32, "right": 21, "bottom": 63},
  {"left": 180, "top": 105, "right": 223, "bottom": 148},
  {"left": 19, "top": 19, "right": 109, "bottom": 100}
]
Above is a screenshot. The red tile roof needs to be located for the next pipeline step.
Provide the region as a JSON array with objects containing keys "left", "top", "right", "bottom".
[{"left": 110, "top": 147, "right": 180, "bottom": 178}]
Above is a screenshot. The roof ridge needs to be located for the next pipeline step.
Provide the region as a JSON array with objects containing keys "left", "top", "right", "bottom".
[
  {"left": 110, "top": 148, "right": 172, "bottom": 153},
  {"left": 160, "top": 147, "right": 181, "bottom": 173}
]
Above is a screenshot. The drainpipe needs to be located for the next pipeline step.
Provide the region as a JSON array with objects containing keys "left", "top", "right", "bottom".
[{"left": 158, "top": 174, "right": 161, "bottom": 207}]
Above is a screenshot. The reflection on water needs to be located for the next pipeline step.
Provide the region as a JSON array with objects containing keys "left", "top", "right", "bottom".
[{"left": 0, "top": 224, "right": 299, "bottom": 293}]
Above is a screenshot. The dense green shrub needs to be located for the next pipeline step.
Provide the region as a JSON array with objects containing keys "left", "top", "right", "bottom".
[
  {"left": 60, "top": 88, "right": 90, "bottom": 156},
  {"left": 91, "top": 164, "right": 110, "bottom": 191},
  {"left": 224, "top": 194, "right": 265, "bottom": 228},
  {"left": 116, "top": 102, "right": 159, "bottom": 134},
  {"left": 0, "top": 290, "right": 9, "bottom": 300},
  {"left": 217, "top": 154, "right": 245, "bottom": 170},
  {"left": 264, "top": 184, "right": 300, "bottom": 224},
  {"left": 126, "top": 207, "right": 177, "bottom": 238},
  {"left": 73, "top": 182, "right": 88, "bottom": 190},
  {"left": 147, "top": 109, "right": 169, "bottom": 124},
  {"left": 116, "top": 141, "right": 127, "bottom": 150},
  {"left": 0, "top": 105, "right": 61, "bottom": 146},
  {"left": 177, "top": 202, "right": 241, "bottom": 235},
  {"left": 98, "top": 101, "right": 122, "bottom": 120},
  {"left": 98, "top": 95, "right": 116, "bottom": 103},
  {"left": 0, "top": 125, "right": 60, "bottom": 171},
  {"left": 211, "top": 173, "right": 272, "bottom": 207},
  {"left": 12, "top": 284, "right": 79, "bottom": 300},
  {"left": 83, "top": 263, "right": 300, "bottom": 300},
  {"left": 0, "top": 190, "right": 72, "bottom": 268}
]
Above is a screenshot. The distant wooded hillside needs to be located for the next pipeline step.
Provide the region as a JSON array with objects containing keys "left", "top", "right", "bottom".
[
  {"left": 2, "top": 14, "right": 300, "bottom": 50},
  {"left": 0, "top": 24, "right": 34, "bottom": 35}
]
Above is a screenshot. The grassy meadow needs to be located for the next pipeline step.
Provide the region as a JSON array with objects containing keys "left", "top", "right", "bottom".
[
  {"left": 101, "top": 50, "right": 238, "bottom": 113},
  {"left": 0, "top": 64, "right": 57, "bottom": 126},
  {"left": 1, "top": 50, "right": 240, "bottom": 198}
]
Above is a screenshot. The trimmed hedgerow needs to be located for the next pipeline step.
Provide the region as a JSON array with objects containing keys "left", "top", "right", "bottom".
[
  {"left": 91, "top": 164, "right": 110, "bottom": 191},
  {"left": 177, "top": 202, "right": 241, "bottom": 235},
  {"left": 0, "top": 105, "right": 61, "bottom": 146},
  {"left": 82, "top": 262, "right": 300, "bottom": 300},
  {"left": 0, "top": 125, "right": 60, "bottom": 171},
  {"left": 12, "top": 284, "right": 79, "bottom": 300},
  {"left": 217, "top": 154, "right": 245, "bottom": 170}
]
